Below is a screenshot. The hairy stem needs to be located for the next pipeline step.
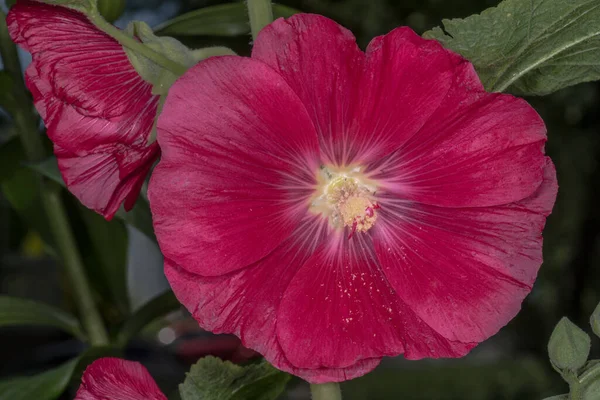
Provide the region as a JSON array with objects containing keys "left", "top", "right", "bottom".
[
  {"left": 246, "top": 0, "right": 273, "bottom": 41},
  {"left": 0, "top": 10, "right": 109, "bottom": 346},
  {"left": 310, "top": 383, "right": 343, "bottom": 400}
]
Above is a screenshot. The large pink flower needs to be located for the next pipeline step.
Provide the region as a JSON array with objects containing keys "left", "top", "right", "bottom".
[
  {"left": 8, "top": 0, "right": 160, "bottom": 219},
  {"left": 148, "top": 14, "right": 557, "bottom": 383},
  {"left": 75, "top": 358, "right": 166, "bottom": 400}
]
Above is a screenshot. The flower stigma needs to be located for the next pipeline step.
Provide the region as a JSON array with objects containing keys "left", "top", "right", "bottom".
[{"left": 310, "top": 165, "right": 380, "bottom": 238}]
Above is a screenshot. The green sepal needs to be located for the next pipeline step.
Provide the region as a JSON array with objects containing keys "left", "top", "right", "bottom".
[
  {"left": 97, "top": 0, "right": 125, "bottom": 23},
  {"left": 548, "top": 317, "right": 591, "bottom": 371},
  {"left": 33, "top": 0, "right": 97, "bottom": 14}
]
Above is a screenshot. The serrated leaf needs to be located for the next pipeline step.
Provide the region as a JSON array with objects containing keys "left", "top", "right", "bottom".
[
  {"left": 0, "top": 358, "right": 78, "bottom": 400},
  {"left": 423, "top": 0, "right": 600, "bottom": 95},
  {"left": 591, "top": 302, "right": 600, "bottom": 338},
  {"left": 179, "top": 357, "right": 290, "bottom": 400},
  {"left": 154, "top": 3, "right": 299, "bottom": 37},
  {"left": 0, "top": 296, "right": 85, "bottom": 339},
  {"left": 548, "top": 317, "right": 591, "bottom": 371}
]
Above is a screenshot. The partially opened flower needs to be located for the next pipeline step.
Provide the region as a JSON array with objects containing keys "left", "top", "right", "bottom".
[
  {"left": 8, "top": 0, "right": 160, "bottom": 219},
  {"left": 75, "top": 358, "right": 166, "bottom": 400},
  {"left": 148, "top": 14, "right": 558, "bottom": 382}
]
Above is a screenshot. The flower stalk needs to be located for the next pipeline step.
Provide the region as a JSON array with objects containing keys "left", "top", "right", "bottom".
[
  {"left": 246, "top": 0, "right": 273, "bottom": 41},
  {"left": 89, "top": 11, "right": 188, "bottom": 77},
  {"left": 0, "top": 10, "right": 109, "bottom": 346},
  {"left": 310, "top": 383, "right": 342, "bottom": 400}
]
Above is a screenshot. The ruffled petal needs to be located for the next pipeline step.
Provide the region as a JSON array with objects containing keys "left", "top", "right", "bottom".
[
  {"left": 251, "top": 14, "right": 365, "bottom": 165},
  {"left": 8, "top": 1, "right": 160, "bottom": 219},
  {"left": 366, "top": 61, "right": 547, "bottom": 208},
  {"left": 150, "top": 56, "right": 320, "bottom": 276},
  {"left": 165, "top": 216, "right": 379, "bottom": 382},
  {"left": 275, "top": 232, "right": 405, "bottom": 370},
  {"left": 372, "top": 160, "right": 557, "bottom": 346},
  {"left": 75, "top": 358, "right": 166, "bottom": 400}
]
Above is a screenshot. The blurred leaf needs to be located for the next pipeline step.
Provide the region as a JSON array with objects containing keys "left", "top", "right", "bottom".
[
  {"left": 423, "top": 0, "right": 600, "bottom": 95},
  {"left": 1, "top": 168, "right": 56, "bottom": 248},
  {"left": 591, "top": 302, "right": 600, "bottom": 338},
  {"left": 179, "top": 357, "right": 290, "bottom": 400},
  {"left": 0, "top": 358, "right": 78, "bottom": 400},
  {"left": 0, "top": 71, "right": 17, "bottom": 113},
  {"left": 0, "top": 136, "right": 26, "bottom": 183},
  {"left": 5, "top": 0, "right": 17, "bottom": 8},
  {"left": 583, "top": 376, "right": 600, "bottom": 400},
  {"left": 0, "top": 295, "right": 85, "bottom": 339},
  {"left": 79, "top": 206, "right": 130, "bottom": 315},
  {"left": 542, "top": 396, "right": 569, "bottom": 400},
  {"left": 27, "top": 156, "right": 63, "bottom": 185},
  {"left": 97, "top": 0, "right": 125, "bottom": 23},
  {"left": 116, "top": 290, "right": 180, "bottom": 347},
  {"left": 154, "top": 3, "right": 298, "bottom": 37},
  {"left": 548, "top": 317, "right": 591, "bottom": 371},
  {"left": 28, "top": 156, "right": 156, "bottom": 241}
]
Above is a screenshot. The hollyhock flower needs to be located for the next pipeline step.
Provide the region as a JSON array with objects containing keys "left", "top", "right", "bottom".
[
  {"left": 75, "top": 358, "right": 166, "bottom": 400},
  {"left": 148, "top": 14, "right": 558, "bottom": 383},
  {"left": 8, "top": 0, "right": 160, "bottom": 219}
]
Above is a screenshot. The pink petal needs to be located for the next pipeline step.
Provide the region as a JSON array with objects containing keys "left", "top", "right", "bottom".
[
  {"left": 149, "top": 56, "right": 320, "bottom": 276},
  {"left": 251, "top": 14, "right": 365, "bottom": 165},
  {"left": 252, "top": 20, "right": 463, "bottom": 166},
  {"left": 366, "top": 61, "right": 547, "bottom": 208},
  {"left": 7, "top": 1, "right": 160, "bottom": 219},
  {"left": 75, "top": 358, "right": 166, "bottom": 400},
  {"left": 165, "top": 216, "right": 382, "bottom": 383},
  {"left": 372, "top": 160, "right": 557, "bottom": 346}
]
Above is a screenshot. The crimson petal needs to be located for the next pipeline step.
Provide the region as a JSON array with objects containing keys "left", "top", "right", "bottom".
[
  {"left": 150, "top": 56, "right": 320, "bottom": 276},
  {"left": 7, "top": 1, "right": 160, "bottom": 219},
  {"left": 75, "top": 358, "right": 166, "bottom": 400}
]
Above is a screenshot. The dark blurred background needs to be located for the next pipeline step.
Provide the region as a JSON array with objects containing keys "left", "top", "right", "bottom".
[{"left": 1, "top": 0, "right": 599, "bottom": 399}]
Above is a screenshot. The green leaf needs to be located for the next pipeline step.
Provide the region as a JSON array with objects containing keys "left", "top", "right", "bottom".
[
  {"left": 0, "top": 71, "right": 17, "bottom": 113},
  {"left": 0, "top": 296, "right": 85, "bottom": 339},
  {"left": 27, "top": 156, "right": 64, "bottom": 185},
  {"left": 33, "top": 0, "right": 97, "bottom": 14},
  {"left": 548, "top": 317, "right": 591, "bottom": 371},
  {"left": 115, "top": 290, "right": 180, "bottom": 347},
  {"left": 154, "top": 3, "right": 299, "bottom": 37},
  {"left": 5, "top": 0, "right": 17, "bottom": 8},
  {"left": 0, "top": 358, "right": 78, "bottom": 400},
  {"left": 179, "top": 357, "right": 290, "bottom": 400},
  {"left": 0, "top": 136, "right": 26, "bottom": 184},
  {"left": 423, "top": 0, "right": 600, "bottom": 95},
  {"left": 591, "top": 302, "right": 600, "bottom": 338},
  {"left": 28, "top": 156, "right": 157, "bottom": 241},
  {"left": 97, "top": 0, "right": 125, "bottom": 23},
  {"left": 79, "top": 206, "right": 130, "bottom": 315},
  {"left": 542, "top": 396, "right": 569, "bottom": 400}
]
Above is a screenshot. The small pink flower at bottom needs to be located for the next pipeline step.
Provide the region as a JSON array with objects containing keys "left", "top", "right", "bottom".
[
  {"left": 8, "top": 0, "right": 160, "bottom": 219},
  {"left": 148, "top": 14, "right": 558, "bottom": 383},
  {"left": 75, "top": 358, "right": 166, "bottom": 400}
]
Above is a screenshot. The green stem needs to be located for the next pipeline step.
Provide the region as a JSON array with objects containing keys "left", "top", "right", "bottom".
[
  {"left": 310, "top": 383, "right": 342, "bottom": 400},
  {"left": 89, "top": 12, "right": 187, "bottom": 77},
  {"left": 0, "top": 10, "right": 109, "bottom": 346},
  {"left": 246, "top": 0, "right": 274, "bottom": 41}
]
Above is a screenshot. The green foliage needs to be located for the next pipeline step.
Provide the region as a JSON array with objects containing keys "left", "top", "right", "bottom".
[
  {"left": 179, "top": 357, "right": 290, "bottom": 400},
  {"left": 423, "top": 0, "right": 600, "bottom": 95},
  {"left": 548, "top": 317, "right": 591, "bottom": 370},
  {"left": 542, "top": 396, "right": 568, "bottom": 400},
  {"left": 33, "top": 0, "right": 97, "bottom": 14},
  {"left": 0, "top": 359, "right": 78, "bottom": 400},
  {"left": 0, "top": 295, "right": 85, "bottom": 339},
  {"left": 115, "top": 290, "right": 180, "bottom": 347},
  {"left": 154, "top": 3, "right": 298, "bottom": 37},
  {"left": 0, "top": 71, "right": 17, "bottom": 114},
  {"left": 591, "top": 302, "right": 600, "bottom": 339},
  {"left": 97, "top": 0, "right": 125, "bottom": 23}
]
